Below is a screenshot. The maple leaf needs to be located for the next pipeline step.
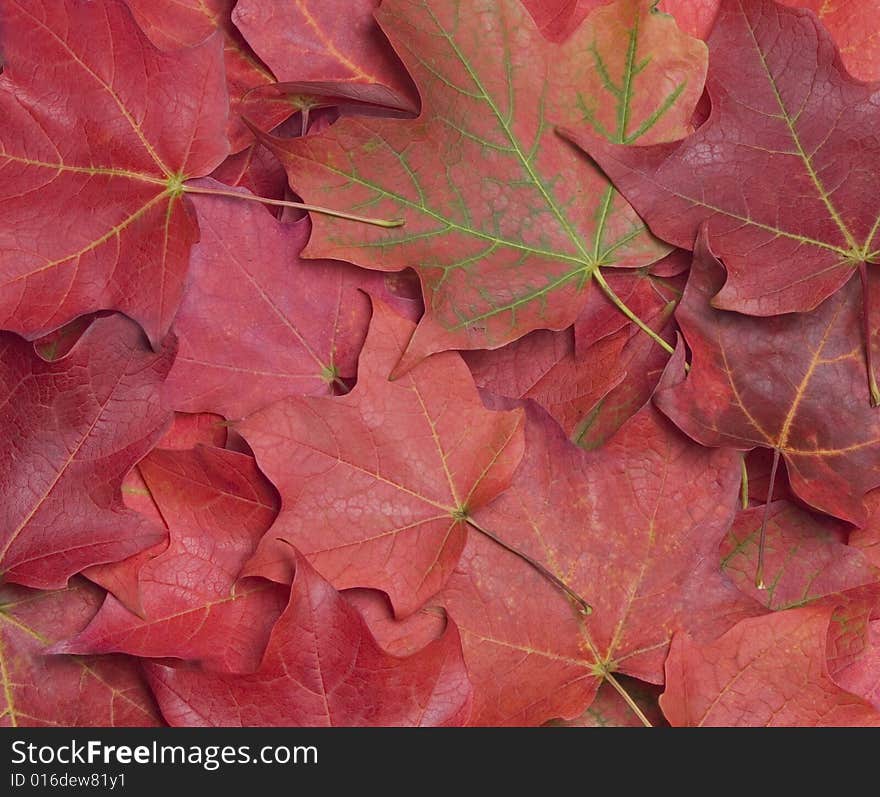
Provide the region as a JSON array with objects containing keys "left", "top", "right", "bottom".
[
  {"left": 145, "top": 552, "right": 472, "bottom": 726},
  {"left": 571, "top": 0, "right": 880, "bottom": 400},
  {"left": 660, "top": 604, "right": 880, "bottom": 726},
  {"left": 721, "top": 501, "right": 879, "bottom": 610},
  {"left": 0, "top": 579, "right": 161, "bottom": 726},
  {"left": 237, "top": 299, "right": 525, "bottom": 616},
  {"left": 439, "top": 402, "right": 760, "bottom": 725},
  {"left": 164, "top": 184, "right": 408, "bottom": 418},
  {"left": 82, "top": 412, "right": 229, "bottom": 615},
  {"left": 55, "top": 446, "right": 287, "bottom": 673},
  {"left": 261, "top": 0, "right": 706, "bottom": 372},
  {"left": 232, "top": 0, "right": 418, "bottom": 114},
  {"left": 0, "top": 315, "right": 173, "bottom": 589},
  {"left": 0, "top": 0, "right": 229, "bottom": 345},
  {"left": 653, "top": 230, "right": 880, "bottom": 527}
]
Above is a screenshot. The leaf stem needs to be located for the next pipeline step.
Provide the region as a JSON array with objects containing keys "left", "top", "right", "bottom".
[
  {"left": 859, "top": 262, "right": 880, "bottom": 407},
  {"left": 464, "top": 516, "right": 592, "bottom": 616},
  {"left": 181, "top": 184, "right": 404, "bottom": 228},
  {"left": 755, "top": 448, "right": 781, "bottom": 590},
  {"left": 593, "top": 269, "right": 675, "bottom": 356},
  {"left": 604, "top": 672, "right": 652, "bottom": 727},
  {"left": 332, "top": 376, "right": 351, "bottom": 395},
  {"left": 740, "top": 456, "right": 749, "bottom": 510}
]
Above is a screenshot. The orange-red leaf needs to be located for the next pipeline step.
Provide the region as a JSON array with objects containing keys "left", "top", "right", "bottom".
[{"left": 238, "top": 299, "right": 525, "bottom": 616}]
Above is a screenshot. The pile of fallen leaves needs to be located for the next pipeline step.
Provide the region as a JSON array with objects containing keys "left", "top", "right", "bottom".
[{"left": 2, "top": 0, "right": 880, "bottom": 728}]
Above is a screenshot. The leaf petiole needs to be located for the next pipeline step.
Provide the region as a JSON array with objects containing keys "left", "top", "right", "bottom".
[
  {"left": 593, "top": 269, "right": 675, "bottom": 356},
  {"left": 464, "top": 516, "right": 592, "bottom": 616},
  {"left": 859, "top": 262, "right": 880, "bottom": 407},
  {"left": 604, "top": 671, "right": 653, "bottom": 728},
  {"left": 181, "top": 183, "right": 405, "bottom": 229},
  {"left": 755, "top": 448, "right": 782, "bottom": 590},
  {"left": 740, "top": 456, "right": 749, "bottom": 510}
]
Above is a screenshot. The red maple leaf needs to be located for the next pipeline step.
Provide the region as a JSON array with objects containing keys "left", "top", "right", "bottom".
[
  {"left": 145, "top": 552, "right": 472, "bottom": 726},
  {"left": 654, "top": 230, "right": 880, "bottom": 526},
  {"left": 238, "top": 299, "right": 525, "bottom": 616},
  {"left": 232, "top": 0, "right": 419, "bottom": 114},
  {"left": 571, "top": 0, "right": 880, "bottom": 398},
  {"left": 440, "top": 402, "right": 760, "bottom": 725},
  {"left": 0, "top": 315, "right": 173, "bottom": 588},
  {"left": 260, "top": 0, "right": 706, "bottom": 371},
  {"left": 0, "top": 0, "right": 229, "bottom": 344},
  {"left": 164, "top": 184, "right": 407, "bottom": 418},
  {"left": 55, "top": 446, "right": 287, "bottom": 673}
]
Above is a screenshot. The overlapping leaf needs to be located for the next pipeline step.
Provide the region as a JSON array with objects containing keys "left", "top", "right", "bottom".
[
  {"left": 440, "top": 402, "right": 759, "bottom": 725},
  {"left": 721, "top": 501, "right": 880, "bottom": 609},
  {"left": 576, "top": 0, "right": 880, "bottom": 329},
  {"left": 164, "top": 185, "right": 402, "bottom": 418},
  {"left": 264, "top": 0, "right": 705, "bottom": 371},
  {"left": 0, "top": 580, "right": 161, "bottom": 726},
  {"left": 466, "top": 302, "right": 673, "bottom": 444},
  {"left": 238, "top": 299, "right": 525, "bottom": 616},
  {"left": 0, "top": 315, "right": 173, "bottom": 589},
  {"left": 232, "top": 0, "right": 419, "bottom": 113},
  {"left": 1, "top": 0, "right": 879, "bottom": 730},
  {"left": 56, "top": 446, "right": 286, "bottom": 673},
  {"left": 145, "top": 553, "right": 472, "bottom": 726},
  {"left": 82, "top": 412, "right": 229, "bottom": 615},
  {"left": 654, "top": 231, "right": 880, "bottom": 525}
]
